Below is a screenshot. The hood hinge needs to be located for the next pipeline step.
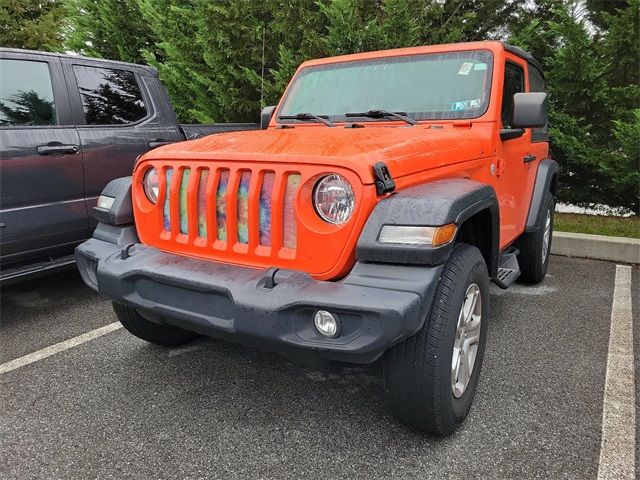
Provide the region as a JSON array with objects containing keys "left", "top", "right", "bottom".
[{"left": 372, "top": 162, "right": 396, "bottom": 195}]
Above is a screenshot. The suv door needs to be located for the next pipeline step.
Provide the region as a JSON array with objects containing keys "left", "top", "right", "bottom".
[
  {"left": 495, "top": 59, "right": 538, "bottom": 245},
  {"left": 60, "top": 59, "right": 183, "bottom": 229},
  {"left": 0, "top": 52, "right": 85, "bottom": 265}
]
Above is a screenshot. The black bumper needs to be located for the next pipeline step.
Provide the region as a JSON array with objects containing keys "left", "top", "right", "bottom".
[{"left": 76, "top": 235, "right": 442, "bottom": 364}]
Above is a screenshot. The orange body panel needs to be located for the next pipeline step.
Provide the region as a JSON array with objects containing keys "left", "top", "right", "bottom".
[{"left": 132, "top": 41, "right": 548, "bottom": 280}]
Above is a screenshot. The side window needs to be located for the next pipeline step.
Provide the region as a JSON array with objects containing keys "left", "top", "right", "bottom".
[
  {"left": 528, "top": 65, "right": 548, "bottom": 141},
  {"left": 501, "top": 62, "right": 524, "bottom": 128},
  {"left": 73, "top": 65, "right": 147, "bottom": 125},
  {"left": 0, "top": 59, "right": 56, "bottom": 127}
]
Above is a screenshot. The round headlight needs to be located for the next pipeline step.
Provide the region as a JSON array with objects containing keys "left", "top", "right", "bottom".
[
  {"left": 313, "top": 174, "right": 355, "bottom": 224},
  {"left": 143, "top": 167, "right": 159, "bottom": 204}
]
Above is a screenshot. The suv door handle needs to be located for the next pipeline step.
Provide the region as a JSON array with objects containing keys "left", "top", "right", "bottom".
[
  {"left": 36, "top": 143, "right": 79, "bottom": 155},
  {"left": 523, "top": 154, "right": 537, "bottom": 163},
  {"left": 148, "top": 139, "right": 173, "bottom": 149}
]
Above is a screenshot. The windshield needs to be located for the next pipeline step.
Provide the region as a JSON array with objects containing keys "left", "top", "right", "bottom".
[{"left": 278, "top": 50, "right": 493, "bottom": 123}]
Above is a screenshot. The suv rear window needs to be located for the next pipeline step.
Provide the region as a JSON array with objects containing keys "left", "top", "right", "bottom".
[
  {"left": 0, "top": 59, "right": 56, "bottom": 127},
  {"left": 73, "top": 65, "right": 147, "bottom": 125}
]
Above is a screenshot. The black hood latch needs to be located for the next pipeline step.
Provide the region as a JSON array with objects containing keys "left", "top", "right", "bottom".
[{"left": 372, "top": 162, "right": 396, "bottom": 195}]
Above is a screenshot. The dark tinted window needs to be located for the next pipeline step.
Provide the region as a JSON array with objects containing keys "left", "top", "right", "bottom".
[
  {"left": 501, "top": 62, "right": 524, "bottom": 128},
  {"left": 73, "top": 65, "right": 146, "bottom": 125},
  {"left": 0, "top": 59, "right": 56, "bottom": 126},
  {"left": 528, "top": 65, "right": 548, "bottom": 141}
]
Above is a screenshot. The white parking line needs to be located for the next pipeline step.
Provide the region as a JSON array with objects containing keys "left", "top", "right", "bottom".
[
  {"left": 597, "top": 265, "right": 635, "bottom": 479},
  {"left": 0, "top": 322, "right": 122, "bottom": 375}
]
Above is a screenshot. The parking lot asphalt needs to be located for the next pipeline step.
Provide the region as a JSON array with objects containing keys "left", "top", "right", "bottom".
[{"left": 0, "top": 255, "right": 636, "bottom": 479}]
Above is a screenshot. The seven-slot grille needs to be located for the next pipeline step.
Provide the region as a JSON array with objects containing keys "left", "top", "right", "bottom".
[{"left": 161, "top": 166, "right": 301, "bottom": 252}]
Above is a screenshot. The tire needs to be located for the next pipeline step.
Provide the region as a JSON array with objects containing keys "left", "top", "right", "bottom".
[
  {"left": 516, "top": 192, "right": 554, "bottom": 284},
  {"left": 112, "top": 302, "right": 198, "bottom": 347},
  {"left": 383, "top": 243, "right": 490, "bottom": 436}
]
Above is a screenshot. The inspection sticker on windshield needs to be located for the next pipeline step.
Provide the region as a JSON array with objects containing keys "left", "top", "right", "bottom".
[
  {"left": 474, "top": 63, "right": 488, "bottom": 71},
  {"left": 451, "top": 99, "right": 482, "bottom": 111},
  {"left": 458, "top": 62, "right": 474, "bottom": 75}
]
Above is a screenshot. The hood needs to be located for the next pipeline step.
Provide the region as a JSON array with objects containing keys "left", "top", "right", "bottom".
[{"left": 144, "top": 124, "right": 494, "bottom": 183}]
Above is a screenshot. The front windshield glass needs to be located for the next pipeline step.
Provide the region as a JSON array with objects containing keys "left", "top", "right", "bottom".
[{"left": 278, "top": 50, "right": 493, "bottom": 123}]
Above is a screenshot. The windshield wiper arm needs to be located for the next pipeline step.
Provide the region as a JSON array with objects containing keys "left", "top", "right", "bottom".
[
  {"left": 345, "top": 110, "right": 417, "bottom": 126},
  {"left": 278, "top": 113, "right": 335, "bottom": 127}
]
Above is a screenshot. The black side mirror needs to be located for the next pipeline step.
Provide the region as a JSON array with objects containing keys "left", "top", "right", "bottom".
[
  {"left": 261, "top": 105, "right": 276, "bottom": 130},
  {"left": 512, "top": 92, "right": 547, "bottom": 128}
]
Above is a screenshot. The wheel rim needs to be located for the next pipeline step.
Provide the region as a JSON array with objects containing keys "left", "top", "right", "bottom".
[
  {"left": 542, "top": 208, "right": 552, "bottom": 264},
  {"left": 451, "top": 283, "right": 482, "bottom": 398}
]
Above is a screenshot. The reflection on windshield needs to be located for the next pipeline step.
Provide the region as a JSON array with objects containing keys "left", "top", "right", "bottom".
[{"left": 279, "top": 50, "right": 493, "bottom": 122}]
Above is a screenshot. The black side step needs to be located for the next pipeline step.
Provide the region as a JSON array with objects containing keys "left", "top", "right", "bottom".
[
  {"left": 492, "top": 248, "right": 520, "bottom": 289},
  {"left": 1, "top": 254, "right": 76, "bottom": 285}
]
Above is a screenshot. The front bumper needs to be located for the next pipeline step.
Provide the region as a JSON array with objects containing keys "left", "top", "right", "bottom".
[{"left": 76, "top": 235, "right": 442, "bottom": 364}]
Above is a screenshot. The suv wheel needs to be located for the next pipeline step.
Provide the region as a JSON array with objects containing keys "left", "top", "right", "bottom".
[
  {"left": 383, "top": 243, "right": 489, "bottom": 436},
  {"left": 516, "top": 192, "right": 554, "bottom": 284},
  {"left": 112, "top": 302, "right": 198, "bottom": 347}
]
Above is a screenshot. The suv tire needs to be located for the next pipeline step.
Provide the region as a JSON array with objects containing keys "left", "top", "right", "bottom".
[
  {"left": 383, "top": 243, "right": 489, "bottom": 436},
  {"left": 112, "top": 302, "right": 198, "bottom": 347},
  {"left": 516, "top": 192, "right": 554, "bottom": 284}
]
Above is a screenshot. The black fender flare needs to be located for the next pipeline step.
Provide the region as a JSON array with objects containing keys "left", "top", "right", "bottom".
[
  {"left": 356, "top": 178, "right": 500, "bottom": 274},
  {"left": 525, "top": 159, "right": 559, "bottom": 232}
]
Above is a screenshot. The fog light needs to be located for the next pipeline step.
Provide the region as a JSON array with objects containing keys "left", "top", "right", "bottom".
[{"left": 314, "top": 310, "right": 339, "bottom": 337}]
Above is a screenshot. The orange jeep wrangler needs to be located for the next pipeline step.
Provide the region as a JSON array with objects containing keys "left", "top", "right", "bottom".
[{"left": 77, "top": 41, "right": 558, "bottom": 436}]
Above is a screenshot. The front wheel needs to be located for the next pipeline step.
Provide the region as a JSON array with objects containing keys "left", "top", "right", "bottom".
[
  {"left": 383, "top": 243, "right": 490, "bottom": 436},
  {"left": 112, "top": 302, "right": 198, "bottom": 347}
]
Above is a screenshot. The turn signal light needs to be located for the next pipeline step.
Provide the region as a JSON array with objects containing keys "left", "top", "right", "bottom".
[{"left": 378, "top": 223, "right": 457, "bottom": 246}]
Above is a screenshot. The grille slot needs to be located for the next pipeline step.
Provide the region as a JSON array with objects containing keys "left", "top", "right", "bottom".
[
  {"left": 283, "top": 174, "right": 301, "bottom": 249},
  {"left": 178, "top": 168, "right": 190, "bottom": 234},
  {"left": 216, "top": 170, "right": 230, "bottom": 241},
  {"left": 237, "top": 171, "right": 251, "bottom": 244},
  {"left": 259, "top": 172, "right": 275, "bottom": 246},
  {"left": 162, "top": 166, "right": 299, "bottom": 255},
  {"left": 196, "top": 170, "right": 209, "bottom": 238}
]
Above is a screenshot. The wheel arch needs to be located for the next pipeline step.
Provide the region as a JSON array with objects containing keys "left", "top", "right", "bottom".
[
  {"left": 525, "top": 159, "right": 559, "bottom": 232},
  {"left": 356, "top": 178, "right": 499, "bottom": 274}
]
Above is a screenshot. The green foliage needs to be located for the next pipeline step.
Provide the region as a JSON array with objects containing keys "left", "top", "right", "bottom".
[
  {"left": 0, "top": 0, "right": 66, "bottom": 51},
  {"left": 65, "top": 0, "right": 155, "bottom": 64},
  {"left": 509, "top": 0, "right": 639, "bottom": 213}
]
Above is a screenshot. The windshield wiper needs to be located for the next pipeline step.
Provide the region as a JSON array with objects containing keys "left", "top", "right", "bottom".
[
  {"left": 278, "top": 113, "right": 335, "bottom": 127},
  {"left": 345, "top": 110, "right": 417, "bottom": 126}
]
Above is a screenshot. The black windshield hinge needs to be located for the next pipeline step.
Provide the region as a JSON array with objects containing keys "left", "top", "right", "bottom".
[{"left": 372, "top": 162, "right": 395, "bottom": 195}]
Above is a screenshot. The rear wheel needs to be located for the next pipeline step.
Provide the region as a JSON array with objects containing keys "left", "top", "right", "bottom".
[
  {"left": 383, "top": 243, "right": 489, "bottom": 436},
  {"left": 112, "top": 302, "right": 197, "bottom": 347},
  {"left": 516, "top": 192, "right": 554, "bottom": 284}
]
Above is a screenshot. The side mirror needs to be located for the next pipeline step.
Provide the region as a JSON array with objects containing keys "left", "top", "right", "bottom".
[
  {"left": 261, "top": 105, "right": 276, "bottom": 130},
  {"left": 512, "top": 92, "right": 547, "bottom": 128}
]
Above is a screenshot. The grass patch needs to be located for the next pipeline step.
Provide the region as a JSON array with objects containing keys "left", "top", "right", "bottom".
[{"left": 555, "top": 212, "right": 640, "bottom": 238}]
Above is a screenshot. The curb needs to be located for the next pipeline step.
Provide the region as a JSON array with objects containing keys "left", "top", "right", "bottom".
[{"left": 551, "top": 231, "right": 640, "bottom": 264}]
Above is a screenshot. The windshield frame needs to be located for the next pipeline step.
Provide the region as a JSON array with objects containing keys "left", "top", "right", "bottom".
[{"left": 276, "top": 48, "right": 495, "bottom": 125}]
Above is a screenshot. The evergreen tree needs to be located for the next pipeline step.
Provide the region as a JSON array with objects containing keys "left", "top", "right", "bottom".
[
  {"left": 65, "top": 0, "right": 155, "bottom": 63},
  {"left": 0, "top": 0, "right": 66, "bottom": 51}
]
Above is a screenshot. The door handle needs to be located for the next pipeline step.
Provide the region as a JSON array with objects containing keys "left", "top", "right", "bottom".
[
  {"left": 523, "top": 154, "right": 537, "bottom": 163},
  {"left": 37, "top": 143, "right": 79, "bottom": 155},
  {"left": 148, "top": 139, "right": 173, "bottom": 149}
]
